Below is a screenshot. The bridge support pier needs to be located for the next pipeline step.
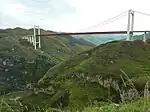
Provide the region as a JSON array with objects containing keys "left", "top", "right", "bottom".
[
  {"left": 27, "top": 36, "right": 30, "bottom": 42},
  {"left": 143, "top": 32, "right": 147, "bottom": 42},
  {"left": 31, "top": 36, "right": 34, "bottom": 45},
  {"left": 21, "top": 35, "right": 36, "bottom": 46}
]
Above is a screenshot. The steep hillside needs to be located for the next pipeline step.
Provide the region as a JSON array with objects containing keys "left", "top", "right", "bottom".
[
  {"left": 0, "top": 27, "right": 95, "bottom": 62},
  {"left": 0, "top": 39, "right": 150, "bottom": 111},
  {"left": 0, "top": 27, "right": 94, "bottom": 97},
  {"left": 0, "top": 30, "right": 51, "bottom": 94},
  {"left": 0, "top": 31, "right": 58, "bottom": 92},
  {"left": 37, "top": 40, "right": 150, "bottom": 109},
  {"left": 40, "top": 34, "right": 94, "bottom": 62},
  {"left": 0, "top": 36, "right": 43, "bottom": 59},
  {"left": 42, "top": 39, "right": 150, "bottom": 82},
  {"left": 0, "top": 52, "right": 56, "bottom": 94}
]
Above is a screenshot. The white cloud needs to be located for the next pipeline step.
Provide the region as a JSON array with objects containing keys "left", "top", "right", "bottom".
[
  {"left": 0, "top": 0, "right": 32, "bottom": 27},
  {"left": 0, "top": 0, "right": 150, "bottom": 32}
]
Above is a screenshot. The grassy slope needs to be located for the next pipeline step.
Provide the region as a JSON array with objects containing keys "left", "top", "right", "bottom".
[
  {"left": 0, "top": 91, "right": 33, "bottom": 112},
  {"left": 0, "top": 40, "right": 150, "bottom": 111},
  {"left": 0, "top": 27, "right": 95, "bottom": 111},
  {"left": 40, "top": 35, "right": 94, "bottom": 62},
  {"left": 0, "top": 93, "right": 149, "bottom": 112},
  {"left": 42, "top": 40, "right": 150, "bottom": 79},
  {"left": 0, "top": 36, "right": 43, "bottom": 59},
  {"left": 82, "top": 97, "right": 150, "bottom": 112},
  {"left": 38, "top": 40, "right": 150, "bottom": 109},
  {"left": 0, "top": 83, "right": 14, "bottom": 94}
]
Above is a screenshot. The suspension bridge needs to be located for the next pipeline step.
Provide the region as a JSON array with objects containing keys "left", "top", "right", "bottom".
[{"left": 21, "top": 9, "right": 150, "bottom": 50}]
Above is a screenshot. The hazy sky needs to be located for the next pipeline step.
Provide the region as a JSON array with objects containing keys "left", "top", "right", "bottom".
[{"left": 0, "top": 0, "right": 150, "bottom": 32}]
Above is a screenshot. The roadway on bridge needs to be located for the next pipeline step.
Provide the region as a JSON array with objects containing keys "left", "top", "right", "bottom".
[{"left": 36, "top": 31, "right": 150, "bottom": 36}]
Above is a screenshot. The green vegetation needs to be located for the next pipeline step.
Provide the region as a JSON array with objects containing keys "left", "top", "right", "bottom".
[
  {"left": 0, "top": 36, "right": 42, "bottom": 59},
  {"left": 0, "top": 27, "right": 94, "bottom": 93},
  {"left": 40, "top": 35, "right": 93, "bottom": 62},
  {"left": 0, "top": 27, "right": 94, "bottom": 62},
  {"left": 83, "top": 97, "right": 150, "bottom": 112},
  {"left": 0, "top": 27, "right": 150, "bottom": 112},
  {"left": 35, "top": 40, "right": 150, "bottom": 110},
  {"left": 0, "top": 96, "right": 149, "bottom": 112}
]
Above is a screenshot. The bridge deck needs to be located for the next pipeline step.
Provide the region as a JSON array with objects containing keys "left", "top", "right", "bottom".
[{"left": 36, "top": 31, "right": 150, "bottom": 36}]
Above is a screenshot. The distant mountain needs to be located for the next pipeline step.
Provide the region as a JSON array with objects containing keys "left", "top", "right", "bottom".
[
  {"left": 74, "top": 33, "right": 150, "bottom": 45},
  {"left": 74, "top": 34, "right": 126, "bottom": 45}
]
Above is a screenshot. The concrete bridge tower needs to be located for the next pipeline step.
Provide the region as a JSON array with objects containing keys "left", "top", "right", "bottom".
[
  {"left": 34, "top": 25, "right": 41, "bottom": 50},
  {"left": 127, "top": 9, "right": 135, "bottom": 41}
]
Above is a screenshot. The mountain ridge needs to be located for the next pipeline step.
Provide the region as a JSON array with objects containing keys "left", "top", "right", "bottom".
[{"left": 0, "top": 27, "right": 95, "bottom": 62}]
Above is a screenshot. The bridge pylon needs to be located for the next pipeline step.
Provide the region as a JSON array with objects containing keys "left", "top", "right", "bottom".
[
  {"left": 34, "top": 25, "right": 41, "bottom": 50},
  {"left": 127, "top": 9, "right": 135, "bottom": 41}
]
